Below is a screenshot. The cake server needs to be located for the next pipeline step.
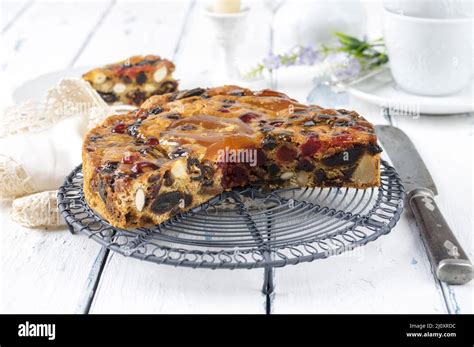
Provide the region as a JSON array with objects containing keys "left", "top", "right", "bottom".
[{"left": 375, "top": 125, "right": 472, "bottom": 285}]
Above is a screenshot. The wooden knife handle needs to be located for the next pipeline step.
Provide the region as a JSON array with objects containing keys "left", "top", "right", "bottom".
[{"left": 409, "top": 189, "right": 472, "bottom": 285}]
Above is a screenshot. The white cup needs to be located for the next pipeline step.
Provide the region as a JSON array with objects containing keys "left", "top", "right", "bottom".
[
  {"left": 384, "top": 0, "right": 473, "bottom": 19},
  {"left": 383, "top": 9, "right": 473, "bottom": 96}
]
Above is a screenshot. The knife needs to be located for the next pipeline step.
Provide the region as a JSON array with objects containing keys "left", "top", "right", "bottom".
[{"left": 375, "top": 125, "right": 472, "bottom": 285}]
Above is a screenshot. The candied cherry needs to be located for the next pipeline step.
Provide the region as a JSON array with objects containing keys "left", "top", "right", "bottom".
[
  {"left": 330, "top": 133, "right": 352, "bottom": 147},
  {"left": 146, "top": 137, "right": 159, "bottom": 146},
  {"left": 276, "top": 145, "right": 297, "bottom": 162},
  {"left": 300, "top": 137, "right": 321, "bottom": 157},
  {"left": 239, "top": 112, "right": 259, "bottom": 123},
  {"left": 255, "top": 149, "right": 266, "bottom": 166},
  {"left": 220, "top": 164, "right": 249, "bottom": 189},
  {"left": 112, "top": 123, "right": 126, "bottom": 134},
  {"left": 122, "top": 152, "right": 140, "bottom": 164}
]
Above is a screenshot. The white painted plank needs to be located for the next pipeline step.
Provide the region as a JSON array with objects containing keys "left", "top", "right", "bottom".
[
  {"left": 271, "top": 214, "right": 447, "bottom": 313},
  {"left": 2, "top": 0, "right": 113, "bottom": 89},
  {"left": 0, "top": 202, "right": 103, "bottom": 313},
  {"left": 1, "top": 0, "right": 32, "bottom": 33},
  {"left": 90, "top": 253, "right": 266, "bottom": 313},
  {"left": 89, "top": 0, "right": 270, "bottom": 313},
  {"left": 393, "top": 112, "right": 474, "bottom": 313},
  {"left": 1, "top": 1, "right": 113, "bottom": 313},
  {"left": 73, "top": 0, "right": 191, "bottom": 68}
]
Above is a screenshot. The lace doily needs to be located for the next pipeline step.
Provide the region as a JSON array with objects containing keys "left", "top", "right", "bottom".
[
  {"left": 1, "top": 78, "right": 109, "bottom": 138},
  {"left": 11, "top": 190, "right": 65, "bottom": 227},
  {"left": 0, "top": 154, "right": 37, "bottom": 199}
]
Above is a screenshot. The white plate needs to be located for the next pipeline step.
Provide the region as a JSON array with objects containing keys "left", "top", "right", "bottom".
[
  {"left": 347, "top": 68, "right": 474, "bottom": 115},
  {"left": 12, "top": 66, "right": 92, "bottom": 104}
]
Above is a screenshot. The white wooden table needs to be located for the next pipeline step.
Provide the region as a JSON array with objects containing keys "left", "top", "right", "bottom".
[{"left": 1, "top": 0, "right": 472, "bottom": 314}]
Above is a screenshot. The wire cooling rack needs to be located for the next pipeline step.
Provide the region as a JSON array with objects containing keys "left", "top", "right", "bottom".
[{"left": 58, "top": 160, "right": 404, "bottom": 292}]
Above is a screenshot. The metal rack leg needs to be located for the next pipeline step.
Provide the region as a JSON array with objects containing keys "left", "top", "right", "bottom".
[
  {"left": 262, "top": 266, "right": 275, "bottom": 295},
  {"left": 67, "top": 224, "right": 76, "bottom": 234}
]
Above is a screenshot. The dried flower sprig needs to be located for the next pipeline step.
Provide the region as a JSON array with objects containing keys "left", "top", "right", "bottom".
[{"left": 244, "top": 32, "right": 388, "bottom": 82}]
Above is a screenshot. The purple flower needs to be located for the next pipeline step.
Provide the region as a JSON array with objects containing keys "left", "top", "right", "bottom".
[
  {"left": 325, "top": 52, "right": 361, "bottom": 82},
  {"left": 263, "top": 54, "right": 280, "bottom": 70},
  {"left": 296, "top": 46, "right": 320, "bottom": 65}
]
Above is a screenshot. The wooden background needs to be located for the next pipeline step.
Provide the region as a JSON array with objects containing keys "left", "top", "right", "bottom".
[{"left": 1, "top": 0, "right": 472, "bottom": 314}]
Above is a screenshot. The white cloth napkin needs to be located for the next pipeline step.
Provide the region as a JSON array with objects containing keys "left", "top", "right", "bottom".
[{"left": 0, "top": 113, "right": 87, "bottom": 196}]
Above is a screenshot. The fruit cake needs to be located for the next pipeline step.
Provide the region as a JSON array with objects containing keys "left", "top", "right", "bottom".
[
  {"left": 82, "top": 55, "right": 178, "bottom": 106},
  {"left": 82, "top": 85, "right": 382, "bottom": 229}
]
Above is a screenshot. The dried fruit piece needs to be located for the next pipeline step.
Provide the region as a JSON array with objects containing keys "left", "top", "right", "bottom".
[
  {"left": 122, "top": 152, "right": 139, "bottom": 164},
  {"left": 98, "top": 91, "right": 117, "bottom": 103},
  {"left": 146, "top": 137, "right": 159, "bottom": 146},
  {"left": 160, "top": 80, "right": 178, "bottom": 94},
  {"left": 131, "top": 162, "right": 158, "bottom": 174},
  {"left": 269, "top": 121, "right": 283, "bottom": 127},
  {"left": 187, "top": 158, "right": 203, "bottom": 181},
  {"left": 323, "top": 145, "right": 364, "bottom": 167},
  {"left": 149, "top": 106, "right": 163, "bottom": 115},
  {"left": 300, "top": 137, "right": 321, "bottom": 157},
  {"left": 201, "top": 164, "right": 214, "bottom": 186},
  {"left": 150, "top": 191, "right": 182, "bottom": 214},
  {"left": 112, "top": 123, "right": 127, "bottom": 134},
  {"left": 220, "top": 163, "right": 249, "bottom": 189},
  {"left": 314, "top": 169, "right": 326, "bottom": 184},
  {"left": 276, "top": 145, "right": 297, "bottom": 162},
  {"left": 128, "top": 90, "right": 147, "bottom": 105},
  {"left": 97, "top": 179, "right": 107, "bottom": 203},
  {"left": 296, "top": 159, "right": 314, "bottom": 172},
  {"left": 166, "top": 114, "right": 180, "bottom": 120},
  {"left": 261, "top": 135, "right": 277, "bottom": 150},
  {"left": 267, "top": 163, "right": 280, "bottom": 177},
  {"left": 204, "top": 135, "right": 257, "bottom": 160},
  {"left": 163, "top": 170, "right": 174, "bottom": 186},
  {"left": 239, "top": 113, "right": 258, "bottom": 123},
  {"left": 136, "top": 71, "right": 147, "bottom": 85},
  {"left": 367, "top": 143, "right": 382, "bottom": 154}
]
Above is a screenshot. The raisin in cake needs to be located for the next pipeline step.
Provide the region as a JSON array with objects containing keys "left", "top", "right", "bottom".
[
  {"left": 82, "top": 55, "right": 178, "bottom": 106},
  {"left": 83, "top": 85, "right": 382, "bottom": 229}
]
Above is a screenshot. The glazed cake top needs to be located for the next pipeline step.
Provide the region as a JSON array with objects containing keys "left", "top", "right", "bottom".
[{"left": 83, "top": 85, "right": 378, "bottom": 178}]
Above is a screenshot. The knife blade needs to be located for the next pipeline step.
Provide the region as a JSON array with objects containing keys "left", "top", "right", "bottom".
[{"left": 376, "top": 125, "right": 472, "bottom": 285}]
